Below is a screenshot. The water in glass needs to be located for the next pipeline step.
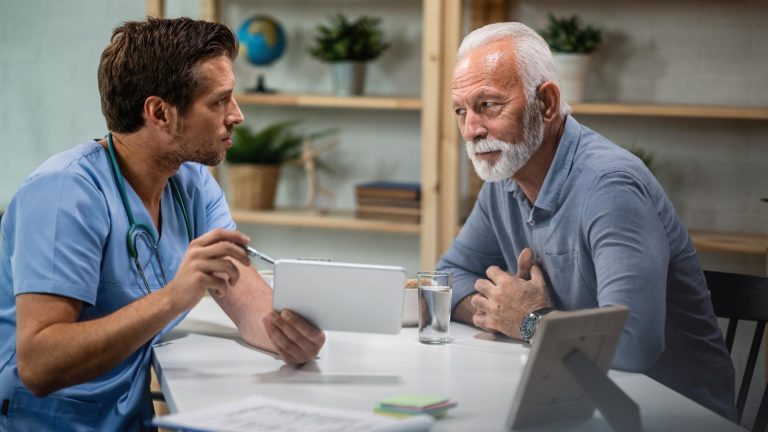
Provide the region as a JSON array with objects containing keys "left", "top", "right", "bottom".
[{"left": 418, "top": 285, "right": 452, "bottom": 344}]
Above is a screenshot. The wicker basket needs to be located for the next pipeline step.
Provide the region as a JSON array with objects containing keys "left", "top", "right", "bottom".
[{"left": 227, "top": 164, "right": 280, "bottom": 210}]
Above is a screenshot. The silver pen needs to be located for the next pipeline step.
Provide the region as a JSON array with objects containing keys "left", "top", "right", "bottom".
[{"left": 243, "top": 245, "right": 275, "bottom": 264}]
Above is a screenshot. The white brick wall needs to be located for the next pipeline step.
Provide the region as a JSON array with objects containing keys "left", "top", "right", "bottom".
[{"left": 518, "top": 0, "right": 768, "bottom": 104}]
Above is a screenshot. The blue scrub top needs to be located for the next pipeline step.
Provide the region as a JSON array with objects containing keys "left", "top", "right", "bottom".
[{"left": 0, "top": 141, "right": 235, "bottom": 431}]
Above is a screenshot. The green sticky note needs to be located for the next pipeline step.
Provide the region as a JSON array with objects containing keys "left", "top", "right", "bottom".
[{"left": 378, "top": 394, "right": 448, "bottom": 408}]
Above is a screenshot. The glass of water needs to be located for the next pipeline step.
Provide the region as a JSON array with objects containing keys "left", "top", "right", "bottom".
[{"left": 417, "top": 271, "right": 453, "bottom": 344}]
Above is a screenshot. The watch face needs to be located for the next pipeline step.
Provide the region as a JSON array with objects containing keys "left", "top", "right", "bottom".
[{"left": 520, "top": 315, "right": 537, "bottom": 340}]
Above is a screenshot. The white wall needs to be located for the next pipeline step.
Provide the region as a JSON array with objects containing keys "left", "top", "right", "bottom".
[{"left": 0, "top": 1, "right": 142, "bottom": 203}]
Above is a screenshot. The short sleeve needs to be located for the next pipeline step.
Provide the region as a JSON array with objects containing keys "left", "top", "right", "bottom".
[
  {"left": 10, "top": 172, "right": 109, "bottom": 305},
  {"left": 200, "top": 166, "right": 235, "bottom": 232}
]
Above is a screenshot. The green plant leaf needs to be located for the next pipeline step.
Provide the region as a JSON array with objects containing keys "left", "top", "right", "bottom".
[
  {"left": 227, "top": 122, "right": 339, "bottom": 171},
  {"left": 308, "top": 13, "right": 390, "bottom": 62},
  {"left": 539, "top": 14, "right": 602, "bottom": 54},
  {"left": 228, "top": 120, "right": 304, "bottom": 165}
]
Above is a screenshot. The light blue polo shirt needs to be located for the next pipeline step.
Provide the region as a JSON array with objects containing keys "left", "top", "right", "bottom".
[
  {"left": 438, "top": 115, "right": 737, "bottom": 420},
  {"left": 0, "top": 140, "right": 235, "bottom": 431}
]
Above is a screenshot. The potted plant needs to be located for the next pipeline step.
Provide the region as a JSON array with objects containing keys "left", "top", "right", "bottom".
[
  {"left": 308, "top": 13, "right": 390, "bottom": 96},
  {"left": 226, "top": 120, "right": 305, "bottom": 210},
  {"left": 539, "top": 14, "right": 602, "bottom": 102}
]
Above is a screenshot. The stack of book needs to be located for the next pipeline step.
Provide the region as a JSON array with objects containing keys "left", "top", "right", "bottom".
[
  {"left": 374, "top": 394, "right": 458, "bottom": 418},
  {"left": 355, "top": 181, "right": 421, "bottom": 223}
]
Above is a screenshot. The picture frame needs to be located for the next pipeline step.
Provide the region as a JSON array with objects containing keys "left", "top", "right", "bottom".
[{"left": 506, "top": 305, "right": 640, "bottom": 432}]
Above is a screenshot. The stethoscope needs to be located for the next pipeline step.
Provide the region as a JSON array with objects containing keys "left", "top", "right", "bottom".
[{"left": 106, "top": 132, "right": 193, "bottom": 295}]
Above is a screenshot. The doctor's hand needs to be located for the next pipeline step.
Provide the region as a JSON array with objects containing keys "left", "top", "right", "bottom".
[
  {"left": 263, "top": 310, "right": 326, "bottom": 365},
  {"left": 471, "top": 248, "right": 551, "bottom": 339},
  {"left": 166, "top": 229, "right": 251, "bottom": 311}
]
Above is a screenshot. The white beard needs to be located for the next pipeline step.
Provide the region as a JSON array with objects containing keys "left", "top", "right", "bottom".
[{"left": 466, "top": 101, "right": 545, "bottom": 182}]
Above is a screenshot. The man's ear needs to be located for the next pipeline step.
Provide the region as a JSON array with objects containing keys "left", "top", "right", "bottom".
[
  {"left": 536, "top": 81, "right": 561, "bottom": 122},
  {"left": 143, "top": 96, "right": 176, "bottom": 131}
]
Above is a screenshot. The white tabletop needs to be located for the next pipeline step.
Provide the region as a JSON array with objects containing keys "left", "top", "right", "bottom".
[{"left": 152, "top": 298, "right": 743, "bottom": 432}]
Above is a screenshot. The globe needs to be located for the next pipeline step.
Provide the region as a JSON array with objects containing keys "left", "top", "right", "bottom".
[{"left": 237, "top": 15, "right": 286, "bottom": 67}]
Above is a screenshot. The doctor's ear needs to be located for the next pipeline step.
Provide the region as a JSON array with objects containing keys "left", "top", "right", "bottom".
[
  {"left": 143, "top": 96, "right": 176, "bottom": 129},
  {"left": 536, "top": 81, "right": 561, "bottom": 122}
]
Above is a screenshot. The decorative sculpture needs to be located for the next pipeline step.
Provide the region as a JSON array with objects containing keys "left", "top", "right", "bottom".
[{"left": 293, "top": 136, "right": 337, "bottom": 211}]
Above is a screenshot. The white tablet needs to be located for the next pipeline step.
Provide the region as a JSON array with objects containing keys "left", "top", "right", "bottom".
[
  {"left": 507, "top": 305, "right": 631, "bottom": 430},
  {"left": 272, "top": 259, "right": 407, "bottom": 334}
]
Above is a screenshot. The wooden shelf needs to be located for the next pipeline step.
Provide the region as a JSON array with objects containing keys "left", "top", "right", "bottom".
[
  {"left": 690, "top": 230, "right": 767, "bottom": 255},
  {"left": 231, "top": 208, "right": 421, "bottom": 234},
  {"left": 231, "top": 211, "right": 765, "bottom": 255},
  {"left": 235, "top": 93, "right": 422, "bottom": 110},
  {"left": 571, "top": 103, "right": 768, "bottom": 120},
  {"left": 451, "top": 224, "right": 766, "bottom": 255}
]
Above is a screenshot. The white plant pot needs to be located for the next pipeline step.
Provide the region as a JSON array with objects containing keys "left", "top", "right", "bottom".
[
  {"left": 552, "top": 53, "right": 592, "bottom": 102},
  {"left": 331, "top": 61, "right": 366, "bottom": 96}
]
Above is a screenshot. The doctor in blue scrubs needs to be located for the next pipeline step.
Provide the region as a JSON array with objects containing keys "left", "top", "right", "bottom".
[{"left": 0, "top": 17, "right": 325, "bottom": 431}]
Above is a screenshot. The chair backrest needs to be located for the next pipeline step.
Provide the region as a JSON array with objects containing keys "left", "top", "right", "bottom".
[{"left": 705, "top": 270, "right": 768, "bottom": 431}]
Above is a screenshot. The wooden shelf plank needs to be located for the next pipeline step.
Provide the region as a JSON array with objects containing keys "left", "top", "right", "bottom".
[
  {"left": 231, "top": 210, "right": 765, "bottom": 255},
  {"left": 233, "top": 97, "right": 768, "bottom": 119},
  {"left": 571, "top": 103, "right": 768, "bottom": 120},
  {"left": 231, "top": 209, "right": 421, "bottom": 234},
  {"left": 690, "top": 230, "right": 767, "bottom": 255},
  {"left": 235, "top": 93, "right": 422, "bottom": 110},
  {"left": 452, "top": 223, "right": 765, "bottom": 255}
]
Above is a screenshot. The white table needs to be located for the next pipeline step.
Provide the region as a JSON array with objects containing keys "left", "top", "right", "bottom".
[{"left": 153, "top": 298, "right": 743, "bottom": 431}]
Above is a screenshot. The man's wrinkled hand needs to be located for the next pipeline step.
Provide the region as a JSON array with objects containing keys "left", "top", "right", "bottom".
[{"left": 470, "top": 248, "right": 551, "bottom": 338}]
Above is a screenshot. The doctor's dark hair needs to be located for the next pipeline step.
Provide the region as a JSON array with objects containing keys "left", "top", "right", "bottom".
[{"left": 98, "top": 17, "right": 238, "bottom": 133}]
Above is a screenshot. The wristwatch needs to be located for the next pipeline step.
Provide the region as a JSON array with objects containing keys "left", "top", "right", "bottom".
[{"left": 520, "top": 307, "right": 554, "bottom": 342}]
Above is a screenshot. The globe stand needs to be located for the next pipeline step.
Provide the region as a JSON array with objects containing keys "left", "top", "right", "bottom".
[{"left": 247, "top": 73, "right": 276, "bottom": 94}]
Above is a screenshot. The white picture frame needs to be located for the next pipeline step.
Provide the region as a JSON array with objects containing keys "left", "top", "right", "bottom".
[{"left": 506, "top": 305, "right": 639, "bottom": 431}]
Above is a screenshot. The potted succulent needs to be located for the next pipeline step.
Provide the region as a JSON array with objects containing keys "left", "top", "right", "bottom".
[
  {"left": 227, "top": 121, "right": 305, "bottom": 210},
  {"left": 308, "top": 13, "right": 390, "bottom": 96},
  {"left": 539, "top": 14, "right": 602, "bottom": 102}
]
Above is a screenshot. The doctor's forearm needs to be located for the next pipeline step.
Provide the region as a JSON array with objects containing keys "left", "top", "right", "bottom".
[
  {"left": 211, "top": 260, "right": 277, "bottom": 353},
  {"left": 15, "top": 289, "right": 185, "bottom": 396}
]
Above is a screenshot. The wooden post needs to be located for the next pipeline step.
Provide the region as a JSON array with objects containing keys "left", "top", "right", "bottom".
[
  {"left": 146, "top": 0, "right": 163, "bottom": 18},
  {"left": 201, "top": 0, "right": 219, "bottom": 22},
  {"left": 420, "top": 0, "right": 444, "bottom": 269},
  {"left": 438, "top": 0, "right": 462, "bottom": 258}
]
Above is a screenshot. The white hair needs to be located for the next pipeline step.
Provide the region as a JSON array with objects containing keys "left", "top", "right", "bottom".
[{"left": 457, "top": 22, "right": 572, "bottom": 115}]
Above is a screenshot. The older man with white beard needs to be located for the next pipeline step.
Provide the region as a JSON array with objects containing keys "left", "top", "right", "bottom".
[{"left": 437, "top": 22, "right": 737, "bottom": 421}]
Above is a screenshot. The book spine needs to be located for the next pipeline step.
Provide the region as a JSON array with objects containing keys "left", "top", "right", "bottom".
[
  {"left": 356, "top": 205, "right": 421, "bottom": 216},
  {"left": 355, "top": 188, "right": 420, "bottom": 201},
  {"left": 355, "top": 211, "right": 420, "bottom": 223}
]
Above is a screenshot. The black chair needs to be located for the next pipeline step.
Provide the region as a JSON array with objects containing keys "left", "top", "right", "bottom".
[{"left": 705, "top": 269, "right": 768, "bottom": 431}]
